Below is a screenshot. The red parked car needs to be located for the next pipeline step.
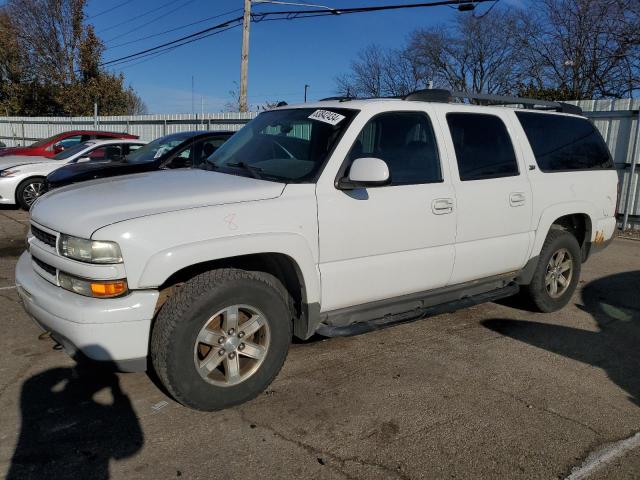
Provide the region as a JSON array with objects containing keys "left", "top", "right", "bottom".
[{"left": 0, "top": 130, "right": 139, "bottom": 158}]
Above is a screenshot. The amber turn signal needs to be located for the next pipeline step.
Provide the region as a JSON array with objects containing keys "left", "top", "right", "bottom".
[{"left": 90, "top": 280, "right": 128, "bottom": 298}]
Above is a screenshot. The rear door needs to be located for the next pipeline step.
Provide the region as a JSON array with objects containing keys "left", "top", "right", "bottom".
[{"left": 441, "top": 110, "right": 533, "bottom": 284}]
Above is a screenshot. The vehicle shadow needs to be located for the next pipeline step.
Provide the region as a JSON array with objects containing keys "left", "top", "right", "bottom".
[
  {"left": 483, "top": 271, "right": 640, "bottom": 406},
  {"left": 7, "top": 351, "right": 143, "bottom": 479},
  {"left": 482, "top": 271, "right": 640, "bottom": 405}
]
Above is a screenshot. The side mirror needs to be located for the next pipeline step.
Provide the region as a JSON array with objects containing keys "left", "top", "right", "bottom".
[
  {"left": 337, "top": 157, "right": 391, "bottom": 190},
  {"left": 53, "top": 144, "right": 64, "bottom": 154},
  {"left": 76, "top": 157, "right": 91, "bottom": 163}
]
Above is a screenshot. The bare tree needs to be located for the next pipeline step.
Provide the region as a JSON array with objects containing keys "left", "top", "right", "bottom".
[
  {"left": 335, "top": 44, "right": 424, "bottom": 98},
  {"left": 518, "top": 0, "right": 640, "bottom": 99},
  {"left": 408, "top": 9, "right": 524, "bottom": 94}
]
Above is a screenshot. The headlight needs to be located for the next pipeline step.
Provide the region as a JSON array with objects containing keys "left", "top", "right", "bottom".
[
  {"left": 58, "top": 234, "right": 123, "bottom": 264},
  {"left": 0, "top": 169, "right": 19, "bottom": 177},
  {"left": 58, "top": 271, "right": 128, "bottom": 298}
]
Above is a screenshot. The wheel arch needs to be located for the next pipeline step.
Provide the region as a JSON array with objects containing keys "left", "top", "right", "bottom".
[
  {"left": 532, "top": 203, "right": 597, "bottom": 260},
  {"left": 143, "top": 236, "right": 321, "bottom": 340}
]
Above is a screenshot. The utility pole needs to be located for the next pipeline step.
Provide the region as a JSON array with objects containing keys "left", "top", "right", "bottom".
[
  {"left": 239, "top": 0, "right": 251, "bottom": 112},
  {"left": 304, "top": 84, "right": 309, "bottom": 102}
]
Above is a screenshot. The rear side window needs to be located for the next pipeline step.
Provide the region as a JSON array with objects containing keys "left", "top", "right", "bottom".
[
  {"left": 346, "top": 111, "right": 442, "bottom": 185},
  {"left": 446, "top": 113, "right": 519, "bottom": 181},
  {"left": 515, "top": 112, "right": 613, "bottom": 171}
]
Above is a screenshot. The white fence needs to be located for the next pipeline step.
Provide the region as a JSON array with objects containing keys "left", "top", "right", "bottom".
[
  {"left": 0, "top": 112, "right": 258, "bottom": 146},
  {"left": 0, "top": 101, "right": 638, "bottom": 222},
  {"left": 572, "top": 99, "right": 640, "bottom": 224}
]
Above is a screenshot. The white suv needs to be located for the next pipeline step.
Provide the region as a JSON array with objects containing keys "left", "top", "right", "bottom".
[{"left": 16, "top": 91, "right": 618, "bottom": 411}]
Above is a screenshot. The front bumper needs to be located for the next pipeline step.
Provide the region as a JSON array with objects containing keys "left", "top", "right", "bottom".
[
  {"left": 0, "top": 177, "right": 20, "bottom": 204},
  {"left": 15, "top": 252, "right": 159, "bottom": 371}
]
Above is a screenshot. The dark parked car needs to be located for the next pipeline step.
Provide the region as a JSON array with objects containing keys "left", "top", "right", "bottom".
[
  {"left": 46, "top": 130, "right": 234, "bottom": 190},
  {"left": 0, "top": 130, "right": 139, "bottom": 157}
]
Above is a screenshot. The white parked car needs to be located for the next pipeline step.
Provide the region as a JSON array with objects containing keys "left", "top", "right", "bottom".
[
  {"left": 0, "top": 139, "right": 146, "bottom": 209},
  {"left": 16, "top": 91, "right": 617, "bottom": 411}
]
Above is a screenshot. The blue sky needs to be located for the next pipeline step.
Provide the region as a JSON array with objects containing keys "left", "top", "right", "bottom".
[{"left": 86, "top": 0, "right": 510, "bottom": 113}]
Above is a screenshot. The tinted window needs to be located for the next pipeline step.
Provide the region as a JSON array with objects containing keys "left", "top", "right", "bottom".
[
  {"left": 516, "top": 112, "right": 613, "bottom": 171},
  {"left": 126, "top": 132, "right": 195, "bottom": 164},
  {"left": 346, "top": 112, "right": 441, "bottom": 185},
  {"left": 447, "top": 113, "right": 519, "bottom": 181},
  {"left": 53, "top": 141, "right": 93, "bottom": 160}
]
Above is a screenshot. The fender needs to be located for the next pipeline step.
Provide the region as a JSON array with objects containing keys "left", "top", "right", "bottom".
[
  {"left": 531, "top": 200, "right": 597, "bottom": 257},
  {"left": 137, "top": 232, "right": 321, "bottom": 304}
]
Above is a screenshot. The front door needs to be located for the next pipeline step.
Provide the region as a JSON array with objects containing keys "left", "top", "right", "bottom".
[{"left": 316, "top": 110, "right": 457, "bottom": 312}]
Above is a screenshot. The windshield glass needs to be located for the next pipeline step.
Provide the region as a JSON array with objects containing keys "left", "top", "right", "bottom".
[
  {"left": 126, "top": 132, "right": 195, "bottom": 164},
  {"left": 205, "top": 108, "right": 357, "bottom": 182},
  {"left": 30, "top": 133, "right": 63, "bottom": 148},
  {"left": 53, "top": 141, "right": 93, "bottom": 160}
]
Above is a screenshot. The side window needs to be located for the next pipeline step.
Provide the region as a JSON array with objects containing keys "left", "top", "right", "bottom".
[
  {"left": 88, "top": 145, "right": 122, "bottom": 161},
  {"left": 446, "top": 113, "right": 519, "bottom": 181},
  {"left": 56, "top": 135, "right": 83, "bottom": 149},
  {"left": 165, "top": 146, "right": 192, "bottom": 169},
  {"left": 515, "top": 112, "right": 613, "bottom": 171},
  {"left": 197, "top": 138, "right": 227, "bottom": 164},
  {"left": 346, "top": 111, "right": 442, "bottom": 185},
  {"left": 125, "top": 144, "right": 143, "bottom": 155}
]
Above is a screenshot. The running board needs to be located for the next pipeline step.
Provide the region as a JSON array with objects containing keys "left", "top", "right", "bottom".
[{"left": 316, "top": 283, "right": 520, "bottom": 337}]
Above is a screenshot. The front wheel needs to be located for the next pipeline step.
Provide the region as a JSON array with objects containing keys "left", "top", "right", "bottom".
[
  {"left": 16, "top": 177, "right": 46, "bottom": 210},
  {"left": 522, "top": 229, "right": 582, "bottom": 312},
  {"left": 150, "top": 269, "right": 293, "bottom": 411}
]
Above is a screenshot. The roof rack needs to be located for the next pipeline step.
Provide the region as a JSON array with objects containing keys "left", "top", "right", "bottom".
[
  {"left": 318, "top": 89, "right": 582, "bottom": 115},
  {"left": 403, "top": 89, "right": 583, "bottom": 115}
]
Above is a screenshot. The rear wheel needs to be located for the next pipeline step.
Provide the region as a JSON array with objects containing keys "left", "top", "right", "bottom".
[
  {"left": 16, "top": 177, "right": 46, "bottom": 210},
  {"left": 522, "top": 229, "right": 581, "bottom": 312},
  {"left": 150, "top": 269, "right": 293, "bottom": 411}
]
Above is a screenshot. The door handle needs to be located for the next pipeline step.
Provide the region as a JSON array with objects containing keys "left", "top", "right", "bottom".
[
  {"left": 432, "top": 198, "right": 454, "bottom": 215},
  {"left": 509, "top": 192, "right": 526, "bottom": 207}
]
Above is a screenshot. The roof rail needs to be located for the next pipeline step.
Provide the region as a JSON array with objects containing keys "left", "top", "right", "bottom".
[
  {"left": 319, "top": 96, "right": 355, "bottom": 102},
  {"left": 403, "top": 89, "right": 583, "bottom": 115}
]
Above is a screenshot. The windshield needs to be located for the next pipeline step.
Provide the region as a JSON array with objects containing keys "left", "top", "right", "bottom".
[
  {"left": 53, "top": 141, "right": 93, "bottom": 160},
  {"left": 204, "top": 108, "right": 357, "bottom": 182},
  {"left": 126, "top": 132, "right": 196, "bottom": 164},
  {"left": 30, "top": 133, "right": 63, "bottom": 148}
]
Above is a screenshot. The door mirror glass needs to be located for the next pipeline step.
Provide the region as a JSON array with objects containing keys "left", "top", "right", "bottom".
[
  {"left": 53, "top": 143, "right": 64, "bottom": 154},
  {"left": 338, "top": 157, "right": 390, "bottom": 189}
]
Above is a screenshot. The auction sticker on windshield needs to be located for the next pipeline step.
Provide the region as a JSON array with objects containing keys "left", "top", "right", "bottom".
[{"left": 308, "top": 109, "right": 346, "bottom": 126}]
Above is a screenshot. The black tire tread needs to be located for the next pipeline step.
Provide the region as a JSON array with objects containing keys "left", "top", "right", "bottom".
[
  {"left": 523, "top": 228, "right": 581, "bottom": 313},
  {"left": 16, "top": 176, "right": 45, "bottom": 210},
  {"left": 150, "top": 268, "right": 293, "bottom": 409}
]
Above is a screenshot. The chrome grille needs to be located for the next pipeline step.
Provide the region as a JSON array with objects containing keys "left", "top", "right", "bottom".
[{"left": 31, "top": 225, "right": 56, "bottom": 248}]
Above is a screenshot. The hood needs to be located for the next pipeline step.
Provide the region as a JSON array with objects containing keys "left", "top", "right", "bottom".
[
  {"left": 31, "top": 169, "right": 286, "bottom": 237},
  {"left": 0, "top": 155, "right": 52, "bottom": 170}
]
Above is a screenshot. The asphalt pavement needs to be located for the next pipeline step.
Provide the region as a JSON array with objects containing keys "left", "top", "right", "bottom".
[{"left": 0, "top": 207, "right": 639, "bottom": 479}]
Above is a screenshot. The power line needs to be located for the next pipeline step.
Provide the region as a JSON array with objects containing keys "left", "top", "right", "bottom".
[
  {"left": 87, "top": 0, "right": 135, "bottom": 19},
  {"left": 106, "top": 7, "right": 243, "bottom": 50},
  {"left": 107, "top": 24, "right": 242, "bottom": 69},
  {"left": 96, "top": 0, "right": 178, "bottom": 34},
  {"left": 103, "top": 0, "right": 198, "bottom": 43},
  {"left": 102, "top": 1, "right": 491, "bottom": 67},
  {"left": 102, "top": 19, "right": 243, "bottom": 67}
]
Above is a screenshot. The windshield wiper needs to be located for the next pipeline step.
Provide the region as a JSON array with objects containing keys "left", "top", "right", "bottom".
[{"left": 225, "top": 161, "right": 264, "bottom": 180}]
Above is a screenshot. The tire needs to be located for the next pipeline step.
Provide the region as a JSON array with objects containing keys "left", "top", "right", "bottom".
[
  {"left": 150, "top": 269, "right": 293, "bottom": 411},
  {"left": 522, "top": 229, "right": 582, "bottom": 313},
  {"left": 16, "top": 177, "right": 46, "bottom": 210}
]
